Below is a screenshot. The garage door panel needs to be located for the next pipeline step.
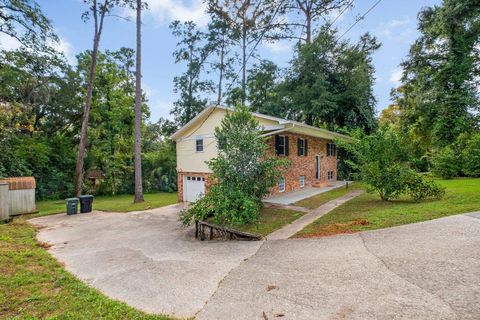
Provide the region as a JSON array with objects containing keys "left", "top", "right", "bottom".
[{"left": 183, "top": 176, "right": 205, "bottom": 202}]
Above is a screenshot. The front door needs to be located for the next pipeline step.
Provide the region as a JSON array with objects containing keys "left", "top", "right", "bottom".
[{"left": 315, "top": 155, "right": 321, "bottom": 180}]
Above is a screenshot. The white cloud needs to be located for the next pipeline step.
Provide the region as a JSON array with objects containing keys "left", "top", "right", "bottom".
[
  {"left": 265, "top": 40, "right": 292, "bottom": 54},
  {"left": 54, "top": 37, "right": 75, "bottom": 63},
  {"left": 0, "top": 31, "right": 75, "bottom": 63},
  {"left": 377, "top": 16, "right": 414, "bottom": 41},
  {"left": 140, "top": 0, "right": 209, "bottom": 27},
  {"left": 389, "top": 67, "right": 403, "bottom": 86}
]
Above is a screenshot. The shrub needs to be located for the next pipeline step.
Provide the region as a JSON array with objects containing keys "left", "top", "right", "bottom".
[
  {"left": 403, "top": 171, "right": 445, "bottom": 201},
  {"left": 431, "top": 146, "right": 460, "bottom": 179},
  {"left": 180, "top": 105, "right": 289, "bottom": 227},
  {"left": 461, "top": 133, "right": 480, "bottom": 177},
  {"left": 339, "top": 126, "right": 444, "bottom": 201},
  {"left": 180, "top": 185, "right": 261, "bottom": 227}
]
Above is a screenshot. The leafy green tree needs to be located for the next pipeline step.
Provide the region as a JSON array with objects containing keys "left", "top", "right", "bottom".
[
  {"left": 0, "top": 0, "right": 58, "bottom": 52},
  {"left": 431, "top": 146, "right": 460, "bottom": 179},
  {"left": 181, "top": 105, "right": 288, "bottom": 227},
  {"left": 170, "top": 21, "right": 214, "bottom": 126},
  {"left": 398, "top": 0, "right": 480, "bottom": 149},
  {"left": 461, "top": 133, "right": 480, "bottom": 177},
  {"left": 247, "top": 60, "right": 280, "bottom": 114},
  {"left": 340, "top": 127, "right": 444, "bottom": 201},
  {"left": 75, "top": 0, "right": 136, "bottom": 196},
  {"left": 278, "top": 27, "right": 379, "bottom": 132}
]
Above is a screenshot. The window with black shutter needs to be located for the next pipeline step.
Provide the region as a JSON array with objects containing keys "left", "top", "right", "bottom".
[
  {"left": 297, "top": 138, "right": 307, "bottom": 156},
  {"left": 275, "top": 135, "right": 289, "bottom": 156}
]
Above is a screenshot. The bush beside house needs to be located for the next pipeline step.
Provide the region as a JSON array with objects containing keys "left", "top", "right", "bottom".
[{"left": 180, "top": 105, "right": 289, "bottom": 227}]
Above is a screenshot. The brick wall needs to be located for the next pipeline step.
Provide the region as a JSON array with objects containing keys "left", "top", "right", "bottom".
[
  {"left": 267, "top": 133, "right": 337, "bottom": 195},
  {"left": 176, "top": 133, "right": 337, "bottom": 201}
]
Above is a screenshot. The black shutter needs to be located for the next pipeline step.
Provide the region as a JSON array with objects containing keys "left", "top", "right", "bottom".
[
  {"left": 275, "top": 135, "right": 280, "bottom": 155},
  {"left": 285, "top": 136, "right": 289, "bottom": 156},
  {"left": 326, "top": 143, "right": 330, "bottom": 156},
  {"left": 305, "top": 139, "right": 308, "bottom": 156},
  {"left": 297, "top": 138, "right": 301, "bottom": 156}
]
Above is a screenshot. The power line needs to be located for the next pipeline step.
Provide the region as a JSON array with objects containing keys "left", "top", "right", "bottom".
[
  {"left": 330, "top": 0, "right": 355, "bottom": 26},
  {"left": 337, "top": 0, "right": 383, "bottom": 40}
]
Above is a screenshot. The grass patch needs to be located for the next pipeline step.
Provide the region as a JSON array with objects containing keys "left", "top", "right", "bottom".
[
  {"left": 295, "top": 178, "right": 480, "bottom": 238},
  {"left": 295, "top": 183, "right": 361, "bottom": 209},
  {"left": 0, "top": 219, "right": 173, "bottom": 319},
  {"left": 235, "top": 207, "right": 306, "bottom": 237},
  {"left": 35, "top": 192, "right": 178, "bottom": 217}
]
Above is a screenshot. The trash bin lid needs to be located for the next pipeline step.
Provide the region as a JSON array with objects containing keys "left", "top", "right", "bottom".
[
  {"left": 66, "top": 198, "right": 79, "bottom": 201},
  {"left": 79, "top": 195, "right": 94, "bottom": 199}
]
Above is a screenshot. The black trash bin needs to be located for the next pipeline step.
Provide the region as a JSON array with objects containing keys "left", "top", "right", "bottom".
[
  {"left": 79, "top": 195, "right": 94, "bottom": 213},
  {"left": 66, "top": 198, "right": 79, "bottom": 215}
]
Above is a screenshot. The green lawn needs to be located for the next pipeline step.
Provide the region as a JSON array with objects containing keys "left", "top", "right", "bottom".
[
  {"left": 295, "top": 183, "right": 361, "bottom": 209},
  {"left": 0, "top": 219, "right": 173, "bottom": 319},
  {"left": 295, "top": 178, "right": 480, "bottom": 238},
  {"left": 36, "top": 192, "right": 178, "bottom": 217},
  {"left": 236, "top": 207, "right": 305, "bottom": 237}
]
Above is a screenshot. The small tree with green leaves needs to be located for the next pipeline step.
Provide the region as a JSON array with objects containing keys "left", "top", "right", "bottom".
[
  {"left": 180, "top": 105, "right": 289, "bottom": 227},
  {"left": 340, "top": 127, "right": 444, "bottom": 201}
]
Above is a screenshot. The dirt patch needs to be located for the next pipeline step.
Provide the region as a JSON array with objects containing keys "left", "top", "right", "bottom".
[{"left": 298, "top": 219, "right": 369, "bottom": 238}]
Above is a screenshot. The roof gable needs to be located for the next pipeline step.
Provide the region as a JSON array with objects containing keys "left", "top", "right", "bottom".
[{"left": 170, "top": 105, "right": 353, "bottom": 142}]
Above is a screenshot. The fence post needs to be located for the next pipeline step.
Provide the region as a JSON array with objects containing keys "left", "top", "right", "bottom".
[{"left": 0, "top": 182, "right": 10, "bottom": 222}]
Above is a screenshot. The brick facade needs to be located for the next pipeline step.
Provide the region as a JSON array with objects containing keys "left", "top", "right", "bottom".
[
  {"left": 176, "top": 132, "right": 337, "bottom": 201},
  {"left": 267, "top": 133, "right": 337, "bottom": 195}
]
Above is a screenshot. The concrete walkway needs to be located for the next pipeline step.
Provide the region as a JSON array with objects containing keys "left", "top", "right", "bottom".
[
  {"left": 267, "top": 189, "right": 364, "bottom": 240},
  {"left": 263, "top": 180, "right": 350, "bottom": 205}
]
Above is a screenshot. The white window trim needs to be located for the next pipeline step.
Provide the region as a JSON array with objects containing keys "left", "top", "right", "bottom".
[
  {"left": 299, "top": 175, "right": 305, "bottom": 188},
  {"left": 279, "top": 177, "right": 286, "bottom": 193},
  {"left": 327, "top": 171, "right": 334, "bottom": 181}
]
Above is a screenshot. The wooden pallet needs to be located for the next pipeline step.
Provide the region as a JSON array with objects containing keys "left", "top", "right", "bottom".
[{"left": 195, "top": 220, "right": 262, "bottom": 241}]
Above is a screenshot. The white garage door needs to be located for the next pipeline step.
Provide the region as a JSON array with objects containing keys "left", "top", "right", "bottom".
[{"left": 183, "top": 176, "right": 205, "bottom": 202}]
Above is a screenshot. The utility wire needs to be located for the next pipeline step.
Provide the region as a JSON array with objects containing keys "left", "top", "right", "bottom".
[
  {"left": 330, "top": 0, "right": 355, "bottom": 26},
  {"left": 337, "top": 0, "right": 383, "bottom": 40}
]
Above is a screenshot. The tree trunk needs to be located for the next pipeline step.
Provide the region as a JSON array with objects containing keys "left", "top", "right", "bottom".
[
  {"left": 305, "top": 11, "right": 311, "bottom": 44},
  {"left": 241, "top": 27, "right": 247, "bottom": 103},
  {"left": 133, "top": 0, "right": 144, "bottom": 203},
  {"left": 216, "top": 41, "right": 225, "bottom": 105},
  {"left": 75, "top": 2, "right": 104, "bottom": 197}
]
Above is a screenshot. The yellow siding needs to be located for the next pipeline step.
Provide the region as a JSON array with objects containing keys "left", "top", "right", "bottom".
[{"left": 176, "top": 108, "right": 278, "bottom": 173}]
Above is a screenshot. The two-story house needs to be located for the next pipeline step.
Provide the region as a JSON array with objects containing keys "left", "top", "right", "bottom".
[{"left": 171, "top": 105, "right": 352, "bottom": 202}]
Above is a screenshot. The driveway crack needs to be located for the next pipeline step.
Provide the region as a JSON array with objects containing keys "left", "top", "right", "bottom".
[
  {"left": 358, "top": 233, "right": 459, "bottom": 319},
  {"left": 194, "top": 240, "right": 266, "bottom": 318}
]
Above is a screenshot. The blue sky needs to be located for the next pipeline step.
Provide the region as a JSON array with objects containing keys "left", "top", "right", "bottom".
[{"left": 27, "top": 0, "right": 441, "bottom": 122}]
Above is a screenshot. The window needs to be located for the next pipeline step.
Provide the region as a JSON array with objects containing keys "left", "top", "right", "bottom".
[
  {"left": 297, "top": 138, "right": 308, "bottom": 156},
  {"left": 327, "top": 171, "right": 334, "bottom": 181},
  {"left": 196, "top": 137, "right": 204, "bottom": 152},
  {"left": 278, "top": 177, "right": 286, "bottom": 192},
  {"left": 275, "top": 135, "right": 289, "bottom": 156},
  {"left": 299, "top": 175, "right": 305, "bottom": 188},
  {"left": 327, "top": 143, "right": 336, "bottom": 157}
]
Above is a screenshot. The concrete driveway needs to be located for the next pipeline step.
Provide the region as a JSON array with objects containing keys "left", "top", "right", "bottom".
[{"left": 31, "top": 209, "right": 480, "bottom": 319}]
